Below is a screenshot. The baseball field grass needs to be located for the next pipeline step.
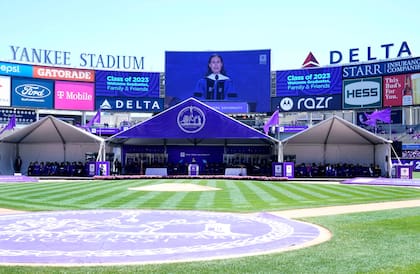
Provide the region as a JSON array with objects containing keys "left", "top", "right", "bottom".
[{"left": 0, "top": 178, "right": 419, "bottom": 273}]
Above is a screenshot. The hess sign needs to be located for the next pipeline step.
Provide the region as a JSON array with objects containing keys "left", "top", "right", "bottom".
[{"left": 343, "top": 77, "right": 382, "bottom": 109}]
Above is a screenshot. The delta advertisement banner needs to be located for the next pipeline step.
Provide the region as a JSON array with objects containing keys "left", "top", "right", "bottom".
[
  {"left": 95, "top": 70, "right": 162, "bottom": 112},
  {"left": 54, "top": 81, "right": 95, "bottom": 111},
  {"left": 165, "top": 49, "right": 271, "bottom": 113},
  {"left": 0, "top": 76, "right": 11, "bottom": 106},
  {"left": 273, "top": 67, "right": 342, "bottom": 112},
  {"left": 342, "top": 77, "right": 382, "bottom": 109},
  {"left": 11, "top": 77, "right": 54, "bottom": 109},
  {"left": 95, "top": 96, "right": 164, "bottom": 112}
]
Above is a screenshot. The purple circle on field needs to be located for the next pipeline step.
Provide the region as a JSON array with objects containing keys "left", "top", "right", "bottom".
[{"left": 0, "top": 210, "right": 321, "bottom": 265}]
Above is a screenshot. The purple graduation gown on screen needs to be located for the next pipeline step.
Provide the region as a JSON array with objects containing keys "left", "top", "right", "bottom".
[{"left": 194, "top": 73, "right": 236, "bottom": 100}]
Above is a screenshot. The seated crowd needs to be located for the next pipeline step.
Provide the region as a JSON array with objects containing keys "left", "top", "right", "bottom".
[
  {"left": 27, "top": 160, "right": 382, "bottom": 178},
  {"left": 295, "top": 163, "right": 382, "bottom": 178},
  {"left": 27, "top": 161, "right": 88, "bottom": 177},
  {"left": 402, "top": 150, "right": 420, "bottom": 159}
]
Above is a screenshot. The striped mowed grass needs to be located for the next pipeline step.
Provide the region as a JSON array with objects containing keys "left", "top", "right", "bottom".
[{"left": 0, "top": 179, "right": 419, "bottom": 212}]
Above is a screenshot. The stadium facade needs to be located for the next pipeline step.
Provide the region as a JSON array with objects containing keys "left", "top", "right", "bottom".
[{"left": 1, "top": 49, "right": 420, "bottom": 174}]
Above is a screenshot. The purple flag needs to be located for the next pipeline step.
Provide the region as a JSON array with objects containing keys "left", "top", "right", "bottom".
[
  {"left": 375, "top": 108, "right": 391, "bottom": 123},
  {"left": 364, "top": 108, "right": 391, "bottom": 126},
  {"left": 0, "top": 114, "right": 16, "bottom": 135},
  {"left": 263, "top": 110, "right": 279, "bottom": 134},
  {"left": 84, "top": 109, "right": 101, "bottom": 128},
  {"left": 363, "top": 117, "right": 378, "bottom": 127}
]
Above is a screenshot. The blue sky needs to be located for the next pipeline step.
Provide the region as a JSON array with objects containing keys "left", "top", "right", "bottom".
[{"left": 1, "top": 0, "right": 419, "bottom": 71}]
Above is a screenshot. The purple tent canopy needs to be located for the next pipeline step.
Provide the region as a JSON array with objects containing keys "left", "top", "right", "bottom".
[{"left": 107, "top": 98, "right": 278, "bottom": 146}]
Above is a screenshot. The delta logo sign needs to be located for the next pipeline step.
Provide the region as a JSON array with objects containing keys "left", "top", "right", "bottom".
[{"left": 305, "top": 41, "right": 412, "bottom": 66}]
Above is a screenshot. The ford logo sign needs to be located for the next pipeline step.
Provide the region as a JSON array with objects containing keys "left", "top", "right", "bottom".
[{"left": 15, "top": 84, "right": 51, "bottom": 99}]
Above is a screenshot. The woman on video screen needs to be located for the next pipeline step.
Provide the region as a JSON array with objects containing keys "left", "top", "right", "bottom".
[{"left": 193, "top": 54, "right": 236, "bottom": 100}]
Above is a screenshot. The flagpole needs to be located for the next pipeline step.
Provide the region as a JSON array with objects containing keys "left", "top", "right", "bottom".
[
  {"left": 389, "top": 122, "right": 391, "bottom": 140},
  {"left": 276, "top": 114, "right": 280, "bottom": 163}
]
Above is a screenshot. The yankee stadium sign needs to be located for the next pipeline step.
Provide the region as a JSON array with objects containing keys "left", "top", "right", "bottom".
[{"left": 8, "top": 45, "right": 145, "bottom": 70}]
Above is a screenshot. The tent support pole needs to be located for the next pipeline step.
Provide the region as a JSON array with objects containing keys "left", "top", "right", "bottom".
[{"left": 277, "top": 141, "right": 283, "bottom": 162}]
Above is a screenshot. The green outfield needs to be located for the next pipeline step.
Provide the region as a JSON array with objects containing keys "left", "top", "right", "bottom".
[
  {"left": 0, "top": 178, "right": 419, "bottom": 273},
  {"left": 0, "top": 179, "right": 419, "bottom": 212}
]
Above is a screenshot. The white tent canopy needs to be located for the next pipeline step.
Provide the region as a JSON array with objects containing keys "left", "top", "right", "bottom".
[
  {"left": 0, "top": 115, "right": 105, "bottom": 175},
  {"left": 280, "top": 115, "right": 392, "bottom": 177}
]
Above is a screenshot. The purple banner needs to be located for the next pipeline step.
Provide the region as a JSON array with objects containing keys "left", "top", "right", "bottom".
[
  {"left": 272, "top": 162, "right": 283, "bottom": 177},
  {"left": 167, "top": 146, "right": 224, "bottom": 167},
  {"left": 283, "top": 162, "right": 295, "bottom": 178},
  {"left": 86, "top": 127, "right": 120, "bottom": 135},
  {"left": 278, "top": 125, "right": 308, "bottom": 133},
  {"left": 95, "top": 70, "right": 160, "bottom": 97},
  {"left": 392, "top": 159, "right": 420, "bottom": 172},
  {"left": 95, "top": 161, "right": 110, "bottom": 176},
  {"left": 205, "top": 101, "right": 249, "bottom": 113}
]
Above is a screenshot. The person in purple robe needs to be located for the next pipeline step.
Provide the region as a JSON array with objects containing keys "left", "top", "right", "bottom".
[{"left": 193, "top": 54, "right": 236, "bottom": 100}]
